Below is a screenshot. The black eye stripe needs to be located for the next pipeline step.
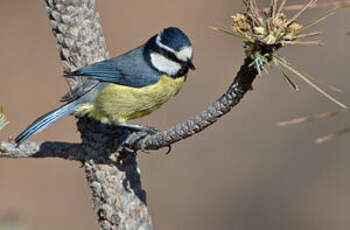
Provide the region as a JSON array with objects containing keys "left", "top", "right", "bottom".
[
  {"left": 156, "top": 47, "right": 186, "bottom": 65},
  {"left": 143, "top": 35, "right": 191, "bottom": 78},
  {"left": 145, "top": 35, "right": 188, "bottom": 65}
]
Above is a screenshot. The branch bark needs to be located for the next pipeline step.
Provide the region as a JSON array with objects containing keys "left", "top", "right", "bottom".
[
  {"left": 0, "top": 141, "right": 83, "bottom": 160},
  {"left": 1, "top": 0, "right": 258, "bottom": 229},
  {"left": 45, "top": 0, "right": 152, "bottom": 229}
]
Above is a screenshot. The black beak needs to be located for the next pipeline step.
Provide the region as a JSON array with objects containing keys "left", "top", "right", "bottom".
[{"left": 186, "top": 60, "right": 196, "bottom": 70}]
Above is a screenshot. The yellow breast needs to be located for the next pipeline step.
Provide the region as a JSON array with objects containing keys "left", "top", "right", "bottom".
[{"left": 75, "top": 75, "right": 186, "bottom": 124}]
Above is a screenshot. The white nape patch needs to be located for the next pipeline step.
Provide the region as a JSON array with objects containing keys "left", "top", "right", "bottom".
[
  {"left": 156, "top": 34, "right": 176, "bottom": 53},
  {"left": 176, "top": 46, "right": 193, "bottom": 62},
  {"left": 150, "top": 52, "right": 181, "bottom": 76},
  {"left": 156, "top": 34, "right": 193, "bottom": 62}
]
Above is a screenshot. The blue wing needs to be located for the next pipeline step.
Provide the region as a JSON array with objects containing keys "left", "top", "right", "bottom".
[
  {"left": 65, "top": 46, "right": 160, "bottom": 88},
  {"left": 66, "top": 60, "right": 121, "bottom": 82}
]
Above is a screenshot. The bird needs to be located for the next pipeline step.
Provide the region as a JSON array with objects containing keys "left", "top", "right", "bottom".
[{"left": 15, "top": 27, "right": 195, "bottom": 145}]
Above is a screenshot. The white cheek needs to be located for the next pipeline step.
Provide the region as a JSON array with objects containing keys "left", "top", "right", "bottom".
[
  {"left": 176, "top": 47, "right": 193, "bottom": 62},
  {"left": 150, "top": 53, "right": 181, "bottom": 76}
]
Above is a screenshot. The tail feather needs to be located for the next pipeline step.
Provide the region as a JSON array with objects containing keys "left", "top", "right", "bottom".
[{"left": 15, "top": 101, "right": 79, "bottom": 145}]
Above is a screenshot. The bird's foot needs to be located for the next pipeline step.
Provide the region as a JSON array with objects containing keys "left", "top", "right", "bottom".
[
  {"left": 119, "top": 123, "right": 159, "bottom": 135},
  {"left": 120, "top": 124, "right": 172, "bottom": 154},
  {"left": 120, "top": 124, "right": 158, "bottom": 153}
]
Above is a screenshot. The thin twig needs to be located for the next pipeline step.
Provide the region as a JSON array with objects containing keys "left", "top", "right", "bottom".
[{"left": 285, "top": 1, "right": 350, "bottom": 11}]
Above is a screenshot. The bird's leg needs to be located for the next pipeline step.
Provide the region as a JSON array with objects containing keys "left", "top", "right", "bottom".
[
  {"left": 120, "top": 123, "right": 172, "bottom": 154},
  {"left": 118, "top": 123, "right": 159, "bottom": 134},
  {"left": 120, "top": 123, "right": 159, "bottom": 153}
]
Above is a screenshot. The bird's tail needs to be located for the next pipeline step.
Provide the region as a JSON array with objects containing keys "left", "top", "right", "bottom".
[{"left": 15, "top": 100, "right": 80, "bottom": 145}]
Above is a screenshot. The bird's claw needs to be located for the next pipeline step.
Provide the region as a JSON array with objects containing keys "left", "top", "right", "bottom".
[
  {"left": 121, "top": 127, "right": 158, "bottom": 153},
  {"left": 120, "top": 125, "right": 172, "bottom": 154},
  {"left": 122, "top": 142, "right": 137, "bottom": 154},
  {"left": 135, "top": 132, "right": 151, "bottom": 153},
  {"left": 79, "top": 160, "right": 86, "bottom": 168},
  {"left": 166, "top": 145, "right": 172, "bottom": 154},
  {"left": 139, "top": 137, "right": 172, "bottom": 154}
]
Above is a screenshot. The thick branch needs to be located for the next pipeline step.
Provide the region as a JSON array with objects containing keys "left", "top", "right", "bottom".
[
  {"left": 45, "top": 0, "right": 110, "bottom": 89},
  {"left": 45, "top": 0, "right": 151, "bottom": 229},
  {"left": 0, "top": 141, "right": 83, "bottom": 161}
]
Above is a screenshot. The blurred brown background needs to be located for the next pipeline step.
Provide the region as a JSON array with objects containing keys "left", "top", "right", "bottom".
[{"left": 0, "top": 0, "right": 350, "bottom": 229}]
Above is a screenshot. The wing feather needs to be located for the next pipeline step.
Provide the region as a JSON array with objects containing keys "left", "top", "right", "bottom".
[{"left": 61, "top": 45, "right": 161, "bottom": 102}]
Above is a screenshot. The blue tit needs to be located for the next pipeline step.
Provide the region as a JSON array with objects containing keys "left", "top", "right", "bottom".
[{"left": 15, "top": 27, "right": 195, "bottom": 145}]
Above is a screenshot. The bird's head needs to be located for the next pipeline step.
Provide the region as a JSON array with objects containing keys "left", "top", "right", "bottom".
[{"left": 144, "top": 27, "right": 195, "bottom": 78}]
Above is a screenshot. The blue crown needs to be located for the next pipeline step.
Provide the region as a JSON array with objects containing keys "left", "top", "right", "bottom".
[{"left": 159, "top": 27, "right": 192, "bottom": 52}]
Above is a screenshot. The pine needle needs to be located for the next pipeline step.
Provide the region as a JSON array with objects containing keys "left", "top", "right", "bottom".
[
  {"left": 295, "top": 32, "right": 322, "bottom": 39},
  {"left": 274, "top": 55, "right": 348, "bottom": 109},
  {"left": 283, "top": 40, "right": 324, "bottom": 46},
  {"left": 210, "top": 26, "right": 251, "bottom": 41},
  {"left": 276, "top": 55, "right": 342, "bottom": 93},
  {"left": 274, "top": 59, "right": 299, "bottom": 90},
  {"left": 287, "top": 0, "right": 318, "bottom": 26},
  {"left": 316, "top": 127, "right": 350, "bottom": 143},
  {"left": 277, "top": 109, "right": 348, "bottom": 126},
  {"left": 277, "top": 0, "right": 287, "bottom": 18},
  {"left": 299, "top": 11, "right": 337, "bottom": 33},
  {"left": 285, "top": 1, "right": 350, "bottom": 11},
  {"left": 272, "top": 0, "right": 278, "bottom": 20}
]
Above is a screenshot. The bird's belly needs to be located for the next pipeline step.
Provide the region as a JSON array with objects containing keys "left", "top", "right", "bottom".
[{"left": 84, "top": 75, "right": 186, "bottom": 124}]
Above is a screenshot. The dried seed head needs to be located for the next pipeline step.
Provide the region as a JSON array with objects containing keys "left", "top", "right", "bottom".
[
  {"left": 218, "top": 0, "right": 347, "bottom": 109},
  {"left": 287, "top": 22, "right": 303, "bottom": 34},
  {"left": 232, "top": 13, "right": 250, "bottom": 31},
  {"left": 229, "top": 0, "right": 323, "bottom": 59}
]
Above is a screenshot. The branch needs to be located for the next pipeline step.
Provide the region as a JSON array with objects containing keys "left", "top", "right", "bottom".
[
  {"left": 127, "top": 57, "right": 257, "bottom": 152},
  {"left": 45, "top": 0, "right": 110, "bottom": 90},
  {"left": 0, "top": 141, "right": 83, "bottom": 161},
  {"left": 45, "top": 0, "right": 151, "bottom": 229}
]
